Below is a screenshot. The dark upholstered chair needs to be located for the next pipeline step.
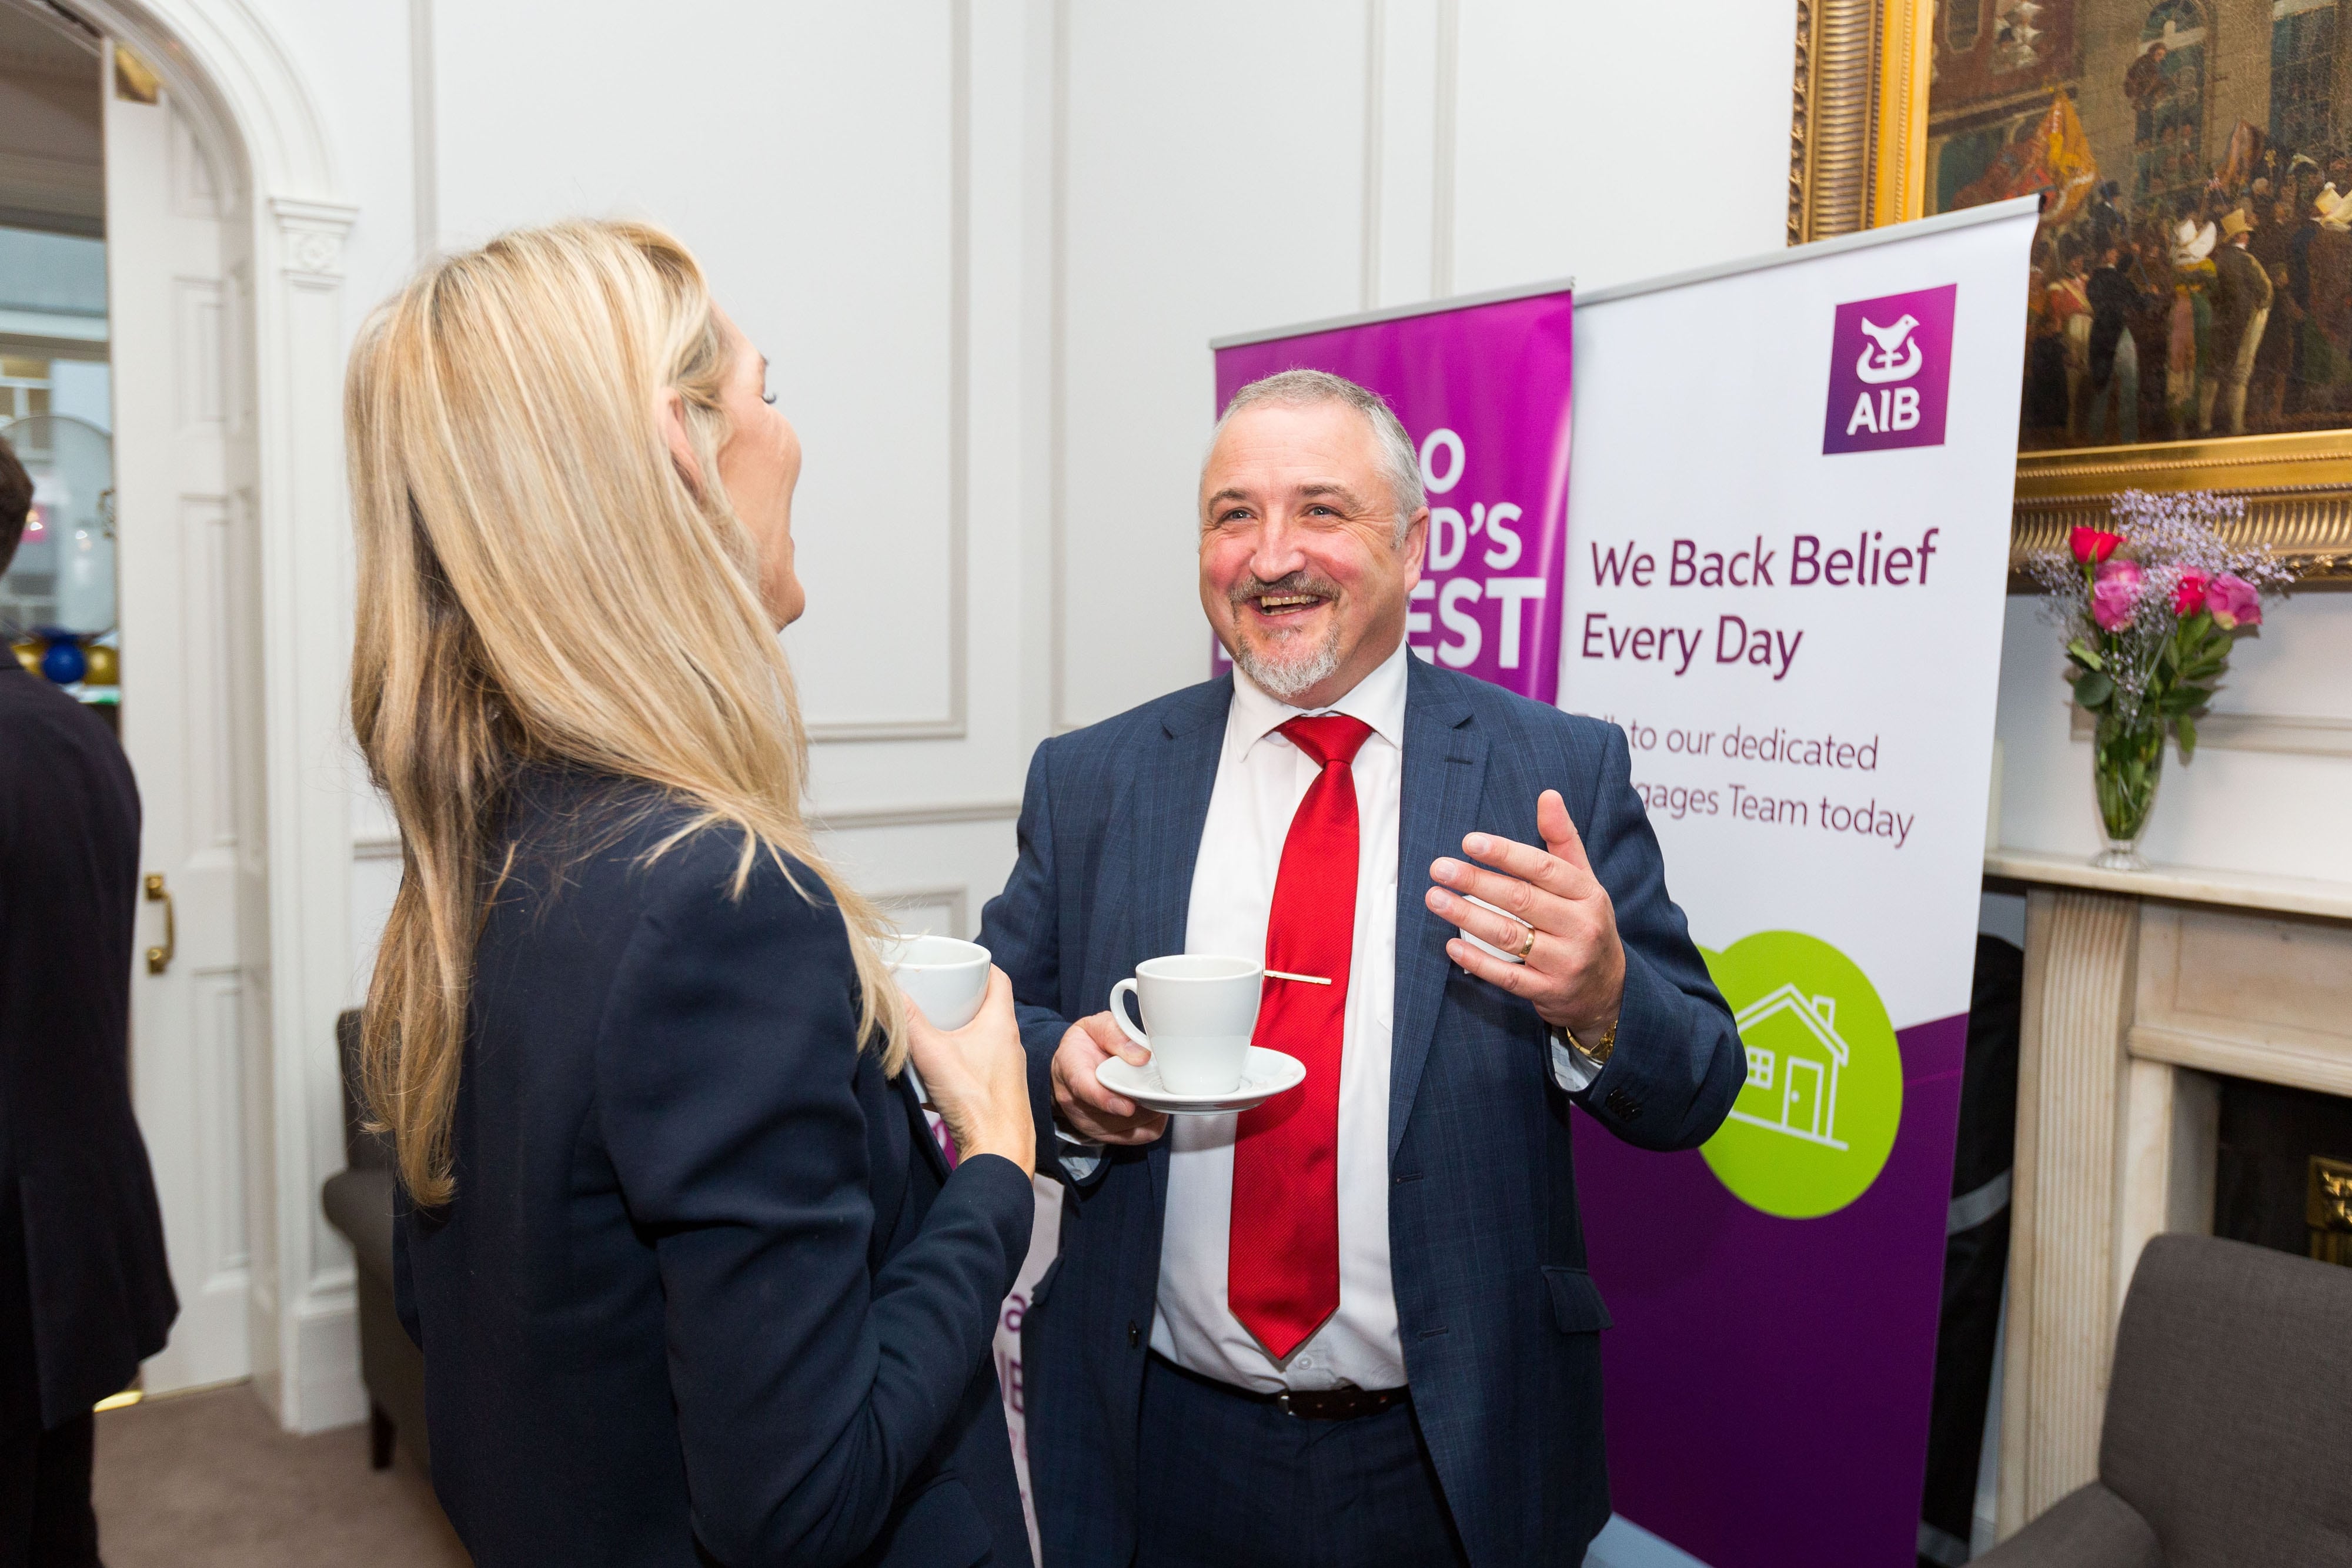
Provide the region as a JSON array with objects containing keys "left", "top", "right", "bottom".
[
  {"left": 1977, "top": 1233, "right": 2352, "bottom": 1567},
  {"left": 320, "top": 1008, "right": 429, "bottom": 1471}
]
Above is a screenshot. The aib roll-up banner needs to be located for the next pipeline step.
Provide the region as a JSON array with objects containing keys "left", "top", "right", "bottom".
[
  {"left": 1209, "top": 287, "right": 1577, "bottom": 694},
  {"left": 1563, "top": 196, "right": 2039, "bottom": 1568},
  {"left": 1175, "top": 196, "right": 2033, "bottom": 1567},
  {"left": 993, "top": 1175, "right": 1058, "bottom": 1558}
]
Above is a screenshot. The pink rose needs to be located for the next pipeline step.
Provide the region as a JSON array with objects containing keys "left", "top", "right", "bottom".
[
  {"left": 2172, "top": 569, "right": 2209, "bottom": 616},
  {"left": 2092, "top": 557, "right": 2144, "bottom": 631},
  {"left": 2207, "top": 571, "right": 2261, "bottom": 628}
]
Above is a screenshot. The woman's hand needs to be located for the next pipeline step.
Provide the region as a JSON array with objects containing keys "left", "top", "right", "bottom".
[{"left": 904, "top": 967, "right": 1037, "bottom": 1179}]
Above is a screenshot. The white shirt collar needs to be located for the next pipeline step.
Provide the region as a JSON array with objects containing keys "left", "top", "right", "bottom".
[{"left": 1227, "top": 637, "right": 1410, "bottom": 761}]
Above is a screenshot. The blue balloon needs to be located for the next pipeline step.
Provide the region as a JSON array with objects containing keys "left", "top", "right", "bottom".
[{"left": 40, "top": 636, "right": 86, "bottom": 686}]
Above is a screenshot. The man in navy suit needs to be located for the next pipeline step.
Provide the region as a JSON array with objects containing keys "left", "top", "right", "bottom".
[
  {"left": 0, "top": 434, "right": 177, "bottom": 1566},
  {"left": 978, "top": 370, "right": 1744, "bottom": 1567}
]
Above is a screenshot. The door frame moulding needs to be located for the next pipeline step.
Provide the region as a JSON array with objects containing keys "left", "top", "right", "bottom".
[{"left": 56, "top": 0, "right": 360, "bottom": 1433}]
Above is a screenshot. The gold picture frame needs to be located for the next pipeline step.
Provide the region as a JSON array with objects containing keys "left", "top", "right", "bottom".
[
  {"left": 1790, "top": 0, "right": 2352, "bottom": 581},
  {"left": 1790, "top": 0, "right": 1934, "bottom": 244}
]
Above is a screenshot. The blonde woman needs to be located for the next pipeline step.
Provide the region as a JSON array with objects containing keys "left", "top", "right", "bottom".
[{"left": 348, "top": 220, "right": 1040, "bottom": 1568}]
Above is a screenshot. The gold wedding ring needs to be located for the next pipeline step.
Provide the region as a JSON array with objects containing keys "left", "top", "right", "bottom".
[{"left": 1515, "top": 925, "right": 1538, "bottom": 961}]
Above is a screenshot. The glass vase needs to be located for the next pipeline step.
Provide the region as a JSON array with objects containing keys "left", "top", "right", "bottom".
[{"left": 2090, "top": 712, "right": 2163, "bottom": 871}]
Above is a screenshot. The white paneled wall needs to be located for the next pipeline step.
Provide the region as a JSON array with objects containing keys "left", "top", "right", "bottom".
[
  {"left": 429, "top": 2, "right": 965, "bottom": 742},
  {"left": 1045, "top": 2, "right": 1802, "bottom": 728},
  {"left": 1994, "top": 593, "right": 2352, "bottom": 882},
  {"left": 1053, "top": 2, "right": 1371, "bottom": 727},
  {"left": 338, "top": 0, "right": 1052, "bottom": 944},
  {"left": 1448, "top": 2, "right": 1795, "bottom": 295}
]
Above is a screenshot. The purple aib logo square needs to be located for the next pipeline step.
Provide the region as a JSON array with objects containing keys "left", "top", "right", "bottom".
[{"left": 1822, "top": 283, "right": 1957, "bottom": 456}]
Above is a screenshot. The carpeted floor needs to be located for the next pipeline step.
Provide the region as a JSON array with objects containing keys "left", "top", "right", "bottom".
[{"left": 91, "top": 1384, "right": 470, "bottom": 1567}]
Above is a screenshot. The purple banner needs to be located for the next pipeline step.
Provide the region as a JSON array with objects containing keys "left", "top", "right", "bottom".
[
  {"left": 1212, "top": 289, "right": 1575, "bottom": 703},
  {"left": 1574, "top": 1011, "right": 1970, "bottom": 1566}
]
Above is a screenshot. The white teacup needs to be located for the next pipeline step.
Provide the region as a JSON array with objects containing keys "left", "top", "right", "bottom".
[
  {"left": 883, "top": 934, "right": 992, "bottom": 1031},
  {"left": 887, "top": 934, "right": 992, "bottom": 1111},
  {"left": 1110, "top": 954, "right": 1264, "bottom": 1096}
]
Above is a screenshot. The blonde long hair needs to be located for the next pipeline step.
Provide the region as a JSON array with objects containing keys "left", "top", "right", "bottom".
[{"left": 347, "top": 219, "right": 905, "bottom": 1208}]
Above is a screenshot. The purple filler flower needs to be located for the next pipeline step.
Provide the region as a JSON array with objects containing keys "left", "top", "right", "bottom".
[
  {"left": 2092, "top": 557, "right": 2145, "bottom": 631},
  {"left": 2207, "top": 572, "right": 2262, "bottom": 629}
]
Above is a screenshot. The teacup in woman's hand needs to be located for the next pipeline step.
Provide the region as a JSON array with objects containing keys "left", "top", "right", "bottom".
[
  {"left": 886, "top": 935, "right": 990, "bottom": 1106},
  {"left": 903, "top": 966, "right": 1037, "bottom": 1178}
]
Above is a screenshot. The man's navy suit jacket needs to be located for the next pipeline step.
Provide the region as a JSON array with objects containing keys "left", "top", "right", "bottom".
[
  {"left": 977, "top": 657, "right": 1744, "bottom": 1568},
  {"left": 0, "top": 667, "right": 176, "bottom": 1436}
]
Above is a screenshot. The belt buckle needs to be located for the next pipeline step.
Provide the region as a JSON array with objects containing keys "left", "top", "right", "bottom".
[{"left": 1276, "top": 1392, "right": 1296, "bottom": 1418}]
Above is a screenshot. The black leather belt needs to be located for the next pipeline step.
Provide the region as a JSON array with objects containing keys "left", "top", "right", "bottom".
[{"left": 1151, "top": 1351, "right": 1409, "bottom": 1420}]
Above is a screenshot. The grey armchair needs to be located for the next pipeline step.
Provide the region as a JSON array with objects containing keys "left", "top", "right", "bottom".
[
  {"left": 319, "top": 1008, "right": 429, "bottom": 1471},
  {"left": 1976, "top": 1233, "right": 2352, "bottom": 1567}
]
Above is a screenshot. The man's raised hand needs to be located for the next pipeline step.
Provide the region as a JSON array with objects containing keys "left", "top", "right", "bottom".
[{"left": 1422, "top": 787, "right": 1627, "bottom": 1042}]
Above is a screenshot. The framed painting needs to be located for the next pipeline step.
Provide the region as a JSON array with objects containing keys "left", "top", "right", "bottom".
[{"left": 1791, "top": 0, "right": 2352, "bottom": 579}]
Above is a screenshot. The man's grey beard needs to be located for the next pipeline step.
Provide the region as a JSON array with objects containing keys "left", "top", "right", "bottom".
[{"left": 1228, "top": 571, "right": 1344, "bottom": 702}]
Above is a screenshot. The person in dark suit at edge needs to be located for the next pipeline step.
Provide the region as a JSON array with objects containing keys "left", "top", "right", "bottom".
[
  {"left": 979, "top": 371, "right": 1746, "bottom": 1567},
  {"left": 348, "top": 221, "right": 1044, "bottom": 1568},
  {"left": 0, "top": 432, "right": 178, "bottom": 1567}
]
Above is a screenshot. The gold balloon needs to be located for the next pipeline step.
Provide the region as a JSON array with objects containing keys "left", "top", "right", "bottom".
[
  {"left": 11, "top": 638, "right": 39, "bottom": 676},
  {"left": 82, "top": 643, "right": 119, "bottom": 686}
]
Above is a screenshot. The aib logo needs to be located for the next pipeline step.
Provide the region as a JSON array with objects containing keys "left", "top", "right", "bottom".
[{"left": 1822, "top": 283, "right": 1956, "bottom": 456}]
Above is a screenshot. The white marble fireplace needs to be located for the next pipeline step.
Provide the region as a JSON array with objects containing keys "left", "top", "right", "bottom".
[{"left": 1983, "top": 851, "right": 2352, "bottom": 1537}]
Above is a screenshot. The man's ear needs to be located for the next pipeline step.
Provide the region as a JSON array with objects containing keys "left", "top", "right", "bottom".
[
  {"left": 656, "top": 387, "right": 702, "bottom": 498},
  {"left": 1399, "top": 506, "right": 1429, "bottom": 589}
]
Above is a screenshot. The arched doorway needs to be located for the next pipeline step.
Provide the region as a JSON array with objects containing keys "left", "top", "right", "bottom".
[{"left": 6, "top": 0, "right": 361, "bottom": 1433}]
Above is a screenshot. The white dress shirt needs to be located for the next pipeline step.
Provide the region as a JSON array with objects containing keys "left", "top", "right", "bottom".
[{"left": 1150, "top": 640, "right": 1412, "bottom": 1393}]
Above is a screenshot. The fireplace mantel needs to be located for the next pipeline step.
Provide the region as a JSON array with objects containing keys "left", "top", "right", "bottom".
[
  {"left": 1986, "top": 848, "right": 2352, "bottom": 923},
  {"left": 1984, "top": 850, "right": 2352, "bottom": 1540}
]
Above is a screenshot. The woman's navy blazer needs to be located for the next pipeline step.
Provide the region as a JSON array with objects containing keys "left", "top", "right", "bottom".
[{"left": 395, "top": 771, "right": 1035, "bottom": 1567}]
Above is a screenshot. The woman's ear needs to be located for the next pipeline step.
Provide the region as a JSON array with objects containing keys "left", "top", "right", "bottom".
[{"left": 656, "top": 386, "right": 702, "bottom": 498}]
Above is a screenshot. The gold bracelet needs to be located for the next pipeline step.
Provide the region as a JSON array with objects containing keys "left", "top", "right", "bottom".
[{"left": 1559, "top": 1018, "right": 1618, "bottom": 1066}]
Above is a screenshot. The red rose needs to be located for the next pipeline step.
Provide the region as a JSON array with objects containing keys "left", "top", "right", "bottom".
[
  {"left": 2070, "top": 526, "right": 2122, "bottom": 564},
  {"left": 2172, "top": 570, "right": 2209, "bottom": 616}
]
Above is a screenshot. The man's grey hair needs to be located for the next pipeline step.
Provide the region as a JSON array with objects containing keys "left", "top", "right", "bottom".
[{"left": 1207, "top": 368, "right": 1426, "bottom": 544}]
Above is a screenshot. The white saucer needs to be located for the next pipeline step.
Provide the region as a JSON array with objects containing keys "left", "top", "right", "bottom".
[{"left": 1095, "top": 1047, "right": 1307, "bottom": 1116}]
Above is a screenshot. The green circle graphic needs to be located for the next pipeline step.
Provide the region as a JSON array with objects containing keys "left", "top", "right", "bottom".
[{"left": 1697, "top": 931, "right": 1902, "bottom": 1219}]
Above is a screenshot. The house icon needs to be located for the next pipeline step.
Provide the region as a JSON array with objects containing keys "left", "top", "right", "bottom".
[{"left": 1725, "top": 983, "right": 1852, "bottom": 1151}]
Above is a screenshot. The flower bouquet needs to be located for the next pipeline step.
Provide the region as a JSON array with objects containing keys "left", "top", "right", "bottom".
[{"left": 2028, "top": 490, "right": 2290, "bottom": 870}]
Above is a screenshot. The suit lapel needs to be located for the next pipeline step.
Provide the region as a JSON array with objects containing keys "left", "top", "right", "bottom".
[
  {"left": 1135, "top": 677, "right": 1231, "bottom": 961},
  {"left": 1133, "top": 677, "right": 1231, "bottom": 1219},
  {"left": 1389, "top": 660, "right": 1486, "bottom": 1160}
]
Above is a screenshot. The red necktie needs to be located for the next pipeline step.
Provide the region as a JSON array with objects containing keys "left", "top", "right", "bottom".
[{"left": 1228, "top": 713, "right": 1373, "bottom": 1360}]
